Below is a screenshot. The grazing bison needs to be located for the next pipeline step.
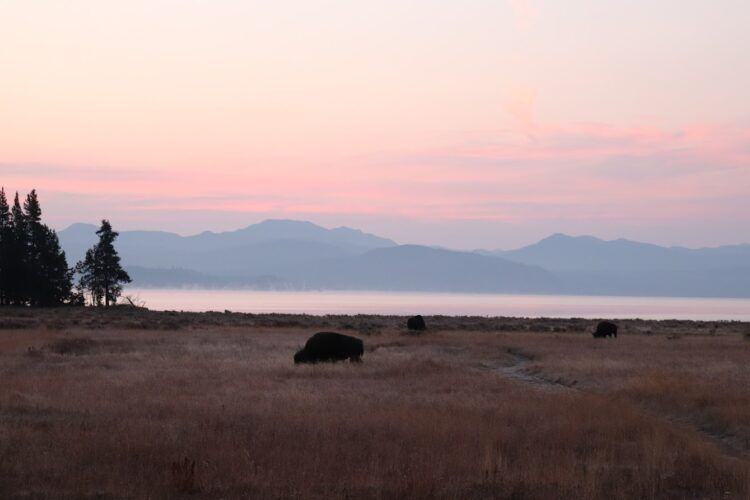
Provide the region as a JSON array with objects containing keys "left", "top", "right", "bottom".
[
  {"left": 407, "top": 315, "right": 427, "bottom": 332},
  {"left": 593, "top": 321, "right": 618, "bottom": 338},
  {"left": 294, "top": 332, "right": 364, "bottom": 364}
]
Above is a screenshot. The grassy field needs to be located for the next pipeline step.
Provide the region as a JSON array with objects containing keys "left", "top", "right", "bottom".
[{"left": 0, "top": 307, "right": 749, "bottom": 499}]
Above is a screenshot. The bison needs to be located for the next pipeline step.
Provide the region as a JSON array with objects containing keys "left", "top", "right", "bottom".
[
  {"left": 407, "top": 315, "right": 427, "bottom": 332},
  {"left": 593, "top": 321, "right": 618, "bottom": 338},
  {"left": 294, "top": 332, "right": 364, "bottom": 364}
]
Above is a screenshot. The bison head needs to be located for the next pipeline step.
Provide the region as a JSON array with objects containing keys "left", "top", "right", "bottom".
[{"left": 294, "top": 349, "right": 310, "bottom": 364}]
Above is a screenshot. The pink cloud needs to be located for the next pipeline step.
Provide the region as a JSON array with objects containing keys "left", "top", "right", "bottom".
[
  {"left": 504, "top": 85, "right": 539, "bottom": 136},
  {"left": 3, "top": 121, "right": 748, "bottom": 244}
]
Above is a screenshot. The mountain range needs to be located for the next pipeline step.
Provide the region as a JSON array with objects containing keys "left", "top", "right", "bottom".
[{"left": 58, "top": 220, "right": 750, "bottom": 298}]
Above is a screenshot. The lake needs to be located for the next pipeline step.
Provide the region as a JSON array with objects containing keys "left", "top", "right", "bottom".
[{"left": 124, "top": 289, "right": 750, "bottom": 321}]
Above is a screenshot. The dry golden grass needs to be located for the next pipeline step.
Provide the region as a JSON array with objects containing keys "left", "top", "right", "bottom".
[
  {"left": 0, "top": 308, "right": 748, "bottom": 499},
  {"left": 507, "top": 332, "right": 750, "bottom": 453}
]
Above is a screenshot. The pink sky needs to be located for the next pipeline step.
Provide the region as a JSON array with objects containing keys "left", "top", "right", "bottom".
[{"left": 1, "top": 1, "right": 749, "bottom": 249}]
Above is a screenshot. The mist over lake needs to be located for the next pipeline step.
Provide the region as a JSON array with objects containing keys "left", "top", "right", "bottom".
[
  {"left": 126, "top": 289, "right": 750, "bottom": 321},
  {"left": 60, "top": 220, "right": 750, "bottom": 298}
]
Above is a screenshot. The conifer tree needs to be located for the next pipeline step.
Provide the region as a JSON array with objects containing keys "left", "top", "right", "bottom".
[
  {"left": 24, "top": 190, "right": 44, "bottom": 305},
  {"left": 0, "top": 188, "right": 73, "bottom": 307},
  {"left": 8, "top": 193, "right": 28, "bottom": 305},
  {"left": 0, "top": 188, "right": 10, "bottom": 305},
  {"left": 37, "top": 226, "right": 73, "bottom": 306},
  {"left": 77, "top": 220, "right": 131, "bottom": 306},
  {"left": 20, "top": 190, "right": 72, "bottom": 306},
  {"left": 23, "top": 189, "right": 42, "bottom": 223},
  {"left": 76, "top": 248, "right": 100, "bottom": 306}
]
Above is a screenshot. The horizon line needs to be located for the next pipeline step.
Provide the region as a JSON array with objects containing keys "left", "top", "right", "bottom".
[{"left": 58, "top": 219, "right": 750, "bottom": 252}]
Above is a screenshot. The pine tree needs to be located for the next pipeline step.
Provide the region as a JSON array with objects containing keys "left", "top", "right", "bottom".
[
  {"left": 24, "top": 190, "right": 44, "bottom": 305},
  {"left": 20, "top": 190, "right": 72, "bottom": 306},
  {"left": 77, "top": 220, "right": 131, "bottom": 306},
  {"left": 8, "top": 193, "right": 28, "bottom": 305},
  {"left": 76, "top": 248, "right": 100, "bottom": 306},
  {"left": 23, "top": 189, "right": 42, "bottom": 224},
  {"left": 0, "top": 188, "right": 11, "bottom": 305},
  {"left": 0, "top": 189, "right": 73, "bottom": 307},
  {"left": 38, "top": 226, "right": 73, "bottom": 306}
]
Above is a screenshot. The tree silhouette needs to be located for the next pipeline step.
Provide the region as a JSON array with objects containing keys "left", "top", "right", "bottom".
[
  {"left": 76, "top": 248, "right": 100, "bottom": 306},
  {"left": 76, "top": 220, "right": 131, "bottom": 306},
  {"left": 8, "top": 193, "right": 28, "bottom": 305},
  {"left": 23, "top": 189, "right": 42, "bottom": 223},
  {"left": 36, "top": 225, "right": 73, "bottom": 306},
  {"left": 0, "top": 188, "right": 73, "bottom": 307},
  {"left": 23, "top": 190, "right": 71, "bottom": 305},
  {"left": 0, "top": 188, "right": 11, "bottom": 305},
  {"left": 0, "top": 188, "right": 130, "bottom": 308}
]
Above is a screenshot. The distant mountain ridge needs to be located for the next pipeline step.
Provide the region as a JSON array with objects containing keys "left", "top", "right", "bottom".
[
  {"left": 60, "top": 219, "right": 396, "bottom": 274},
  {"left": 58, "top": 221, "right": 750, "bottom": 297},
  {"left": 58, "top": 219, "right": 557, "bottom": 293},
  {"left": 480, "top": 233, "right": 750, "bottom": 297},
  {"left": 485, "top": 233, "right": 750, "bottom": 271},
  {"left": 286, "top": 245, "right": 559, "bottom": 293}
]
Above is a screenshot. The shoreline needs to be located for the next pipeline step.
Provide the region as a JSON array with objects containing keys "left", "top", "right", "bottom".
[
  {"left": 1, "top": 306, "right": 747, "bottom": 336},
  {"left": 122, "top": 288, "right": 750, "bottom": 321}
]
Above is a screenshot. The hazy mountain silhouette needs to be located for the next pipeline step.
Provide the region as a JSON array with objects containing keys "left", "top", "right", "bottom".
[
  {"left": 485, "top": 233, "right": 750, "bottom": 271},
  {"left": 482, "top": 233, "right": 750, "bottom": 297},
  {"left": 59, "top": 222, "right": 750, "bottom": 297},
  {"left": 125, "top": 266, "right": 288, "bottom": 289},
  {"left": 288, "top": 245, "right": 559, "bottom": 293},
  {"left": 185, "top": 219, "right": 396, "bottom": 251},
  {"left": 59, "top": 220, "right": 555, "bottom": 292},
  {"left": 60, "top": 219, "right": 395, "bottom": 277}
]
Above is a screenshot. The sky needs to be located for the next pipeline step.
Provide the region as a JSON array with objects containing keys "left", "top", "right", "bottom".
[{"left": 1, "top": 0, "right": 749, "bottom": 250}]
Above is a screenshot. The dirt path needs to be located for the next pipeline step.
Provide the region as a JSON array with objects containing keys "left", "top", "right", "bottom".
[
  {"left": 478, "top": 348, "right": 576, "bottom": 392},
  {"left": 660, "top": 414, "right": 750, "bottom": 460},
  {"left": 484, "top": 347, "right": 750, "bottom": 462},
  {"left": 380, "top": 339, "right": 750, "bottom": 462}
]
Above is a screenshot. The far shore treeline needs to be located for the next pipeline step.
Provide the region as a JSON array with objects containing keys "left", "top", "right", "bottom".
[{"left": 0, "top": 188, "right": 130, "bottom": 307}]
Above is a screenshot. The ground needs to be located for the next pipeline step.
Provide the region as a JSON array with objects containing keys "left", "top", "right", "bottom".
[{"left": 0, "top": 307, "right": 749, "bottom": 499}]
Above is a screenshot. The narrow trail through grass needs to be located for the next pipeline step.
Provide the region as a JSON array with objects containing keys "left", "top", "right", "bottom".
[{"left": 488, "top": 345, "right": 750, "bottom": 464}]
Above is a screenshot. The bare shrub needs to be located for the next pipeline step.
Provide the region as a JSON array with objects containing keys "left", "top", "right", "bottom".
[
  {"left": 123, "top": 294, "right": 147, "bottom": 309},
  {"left": 45, "top": 337, "right": 96, "bottom": 355}
]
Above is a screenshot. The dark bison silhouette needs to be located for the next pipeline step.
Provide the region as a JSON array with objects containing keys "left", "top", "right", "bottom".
[
  {"left": 407, "top": 315, "right": 427, "bottom": 331},
  {"left": 294, "top": 332, "right": 364, "bottom": 364},
  {"left": 593, "top": 321, "right": 618, "bottom": 338}
]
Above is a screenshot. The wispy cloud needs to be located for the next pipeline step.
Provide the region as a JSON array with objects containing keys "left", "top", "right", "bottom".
[
  {"left": 504, "top": 85, "right": 539, "bottom": 136},
  {"left": 3, "top": 119, "right": 749, "bottom": 247},
  {"left": 372, "top": 121, "right": 750, "bottom": 222}
]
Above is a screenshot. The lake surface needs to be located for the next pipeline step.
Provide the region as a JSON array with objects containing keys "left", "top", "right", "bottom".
[{"left": 125, "top": 289, "right": 750, "bottom": 321}]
